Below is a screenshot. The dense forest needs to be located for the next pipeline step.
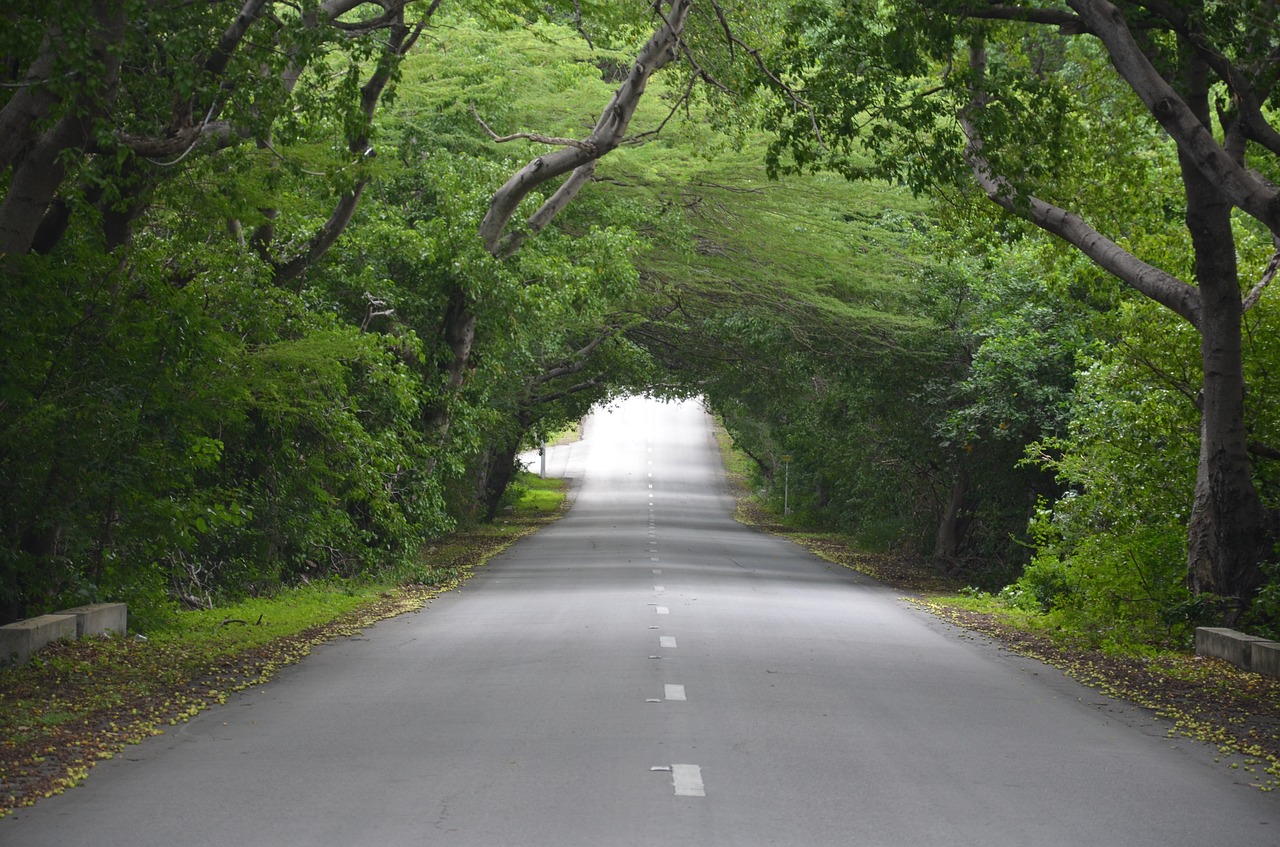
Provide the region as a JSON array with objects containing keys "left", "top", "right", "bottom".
[{"left": 2, "top": 1, "right": 1278, "bottom": 647}]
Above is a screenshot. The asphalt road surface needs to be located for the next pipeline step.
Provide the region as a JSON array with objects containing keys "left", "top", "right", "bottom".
[{"left": 4, "top": 395, "right": 1277, "bottom": 846}]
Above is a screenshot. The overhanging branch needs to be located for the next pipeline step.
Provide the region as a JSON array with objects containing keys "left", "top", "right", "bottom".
[
  {"left": 478, "top": 0, "right": 694, "bottom": 259},
  {"left": 1243, "top": 246, "right": 1280, "bottom": 313},
  {"left": 530, "top": 376, "right": 605, "bottom": 407},
  {"left": 960, "top": 34, "right": 1201, "bottom": 326},
  {"left": 1067, "top": 0, "right": 1280, "bottom": 237},
  {"left": 471, "top": 103, "right": 597, "bottom": 153}
]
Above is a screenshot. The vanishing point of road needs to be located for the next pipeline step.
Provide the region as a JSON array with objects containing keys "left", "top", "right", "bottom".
[{"left": 3, "top": 395, "right": 1276, "bottom": 846}]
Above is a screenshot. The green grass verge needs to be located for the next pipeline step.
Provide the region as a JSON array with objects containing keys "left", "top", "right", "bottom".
[
  {"left": 0, "top": 474, "right": 570, "bottom": 816},
  {"left": 547, "top": 420, "right": 582, "bottom": 448},
  {"left": 509, "top": 473, "right": 569, "bottom": 513}
]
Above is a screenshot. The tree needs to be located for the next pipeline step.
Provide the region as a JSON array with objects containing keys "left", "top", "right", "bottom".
[
  {"left": 0, "top": 2, "right": 691, "bottom": 620},
  {"left": 768, "top": 0, "right": 1280, "bottom": 618},
  {"left": 0, "top": 0, "right": 433, "bottom": 266},
  {"left": 405, "top": 0, "right": 785, "bottom": 500}
]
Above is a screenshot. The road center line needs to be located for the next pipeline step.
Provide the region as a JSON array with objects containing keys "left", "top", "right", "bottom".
[{"left": 672, "top": 764, "right": 705, "bottom": 797}]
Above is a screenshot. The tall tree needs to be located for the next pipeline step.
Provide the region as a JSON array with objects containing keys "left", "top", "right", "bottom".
[{"left": 768, "top": 0, "right": 1280, "bottom": 618}]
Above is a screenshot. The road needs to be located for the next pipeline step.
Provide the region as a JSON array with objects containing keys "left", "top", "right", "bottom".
[{"left": 4, "top": 395, "right": 1277, "bottom": 846}]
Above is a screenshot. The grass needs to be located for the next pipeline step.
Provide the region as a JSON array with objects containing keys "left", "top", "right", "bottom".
[
  {"left": 510, "top": 473, "right": 570, "bottom": 513},
  {"left": 546, "top": 420, "right": 582, "bottom": 447},
  {"left": 0, "top": 474, "right": 570, "bottom": 816}
]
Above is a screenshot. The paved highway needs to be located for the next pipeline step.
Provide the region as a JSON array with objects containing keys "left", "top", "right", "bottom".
[{"left": 4, "top": 395, "right": 1276, "bottom": 845}]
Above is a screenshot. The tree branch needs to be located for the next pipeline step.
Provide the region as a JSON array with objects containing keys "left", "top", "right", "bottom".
[
  {"left": 960, "top": 34, "right": 1201, "bottom": 326},
  {"left": 1131, "top": 2, "right": 1280, "bottom": 158},
  {"left": 629, "top": 70, "right": 701, "bottom": 144},
  {"left": 533, "top": 331, "right": 617, "bottom": 385},
  {"left": 530, "top": 376, "right": 605, "bottom": 407},
  {"left": 203, "top": 0, "right": 272, "bottom": 78},
  {"left": 0, "top": 3, "right": 125, "bottom": 258},
  {"left": 268, "top": 4, "right": 419, "bottom": 282},
  {"left": 1243, "top": 246, "right": 1280, "bottom": 313},
  {"left": 708, "top": 0, "right": 824, "bottom": 147},
  {"left": 957, "top": 4, "right": 1089, "bottom": 33},
  {"left": 471, "top": 103, "right": 598, "bottom": 153},
  {"left": 117, "top": 117, "right": 239, "bottom": 165},
  {"left": 272, "top": 180, "right": 369, "bottom": 285},
  {"left": 479, "top": 0, "right": 694, "bottom": 258},
  {"left": 0, "top": 30, "right": 65, "bottom": 173},
  {"left": 1124, "top": 345, "right": 1202, "bottom": 407},
  {"left": 1067, "top": 0, "right": 1280, "bottom": 236},
  {"left": 0, "top": 112, "right": 94, "bottom": 257},
  {"left": 1248, "top": 440, "right": 1280, "bottom": 462},
  {"left": 570, "top": 0, "right": 594, "bottom": 50}
]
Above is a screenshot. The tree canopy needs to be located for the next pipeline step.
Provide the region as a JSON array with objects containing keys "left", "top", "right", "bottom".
[
  {"left": 765, "top": 0, "right": 1280, "bottom": 621},
  {"left": 3, "top": 1, "right": 1279, "bottom": 644}
]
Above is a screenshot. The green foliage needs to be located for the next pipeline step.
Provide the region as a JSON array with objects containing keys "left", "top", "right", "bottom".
[
  {"left": 1011, "top": 503, "right": 1192, "bottom": 648},
  {"left": 1245, "top": 562, "right": 1280, "bottom": 641},
  {"left": 1016, "top": 278, "right": 1280, "bottom": 644},
  {"left": 0, "top": 7, "right": 683, "bottom": 621},
  {"left": 1010, "top": 299, "right": 1201, "bottom": 647},
  {"left": 7, "top": 0, "right": 1276, "bottom": 654},
  {"left": 761, "top": 0, "right": 1280, "bottom": 629}
]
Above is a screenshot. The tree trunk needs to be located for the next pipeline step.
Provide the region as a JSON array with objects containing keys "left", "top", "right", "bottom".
[
  {"left": 0, "top": 112, "right": 91, "bottom": 257},
  {"left": 420, "top": 286, "right": 478, "bottom": 478},
  {"left": 1175, "top": 47, "right": 1268, "bottom": 616},
  {"left": 956, "top": 8, "right": 1275, "bottom": 617},
  {"left": 483, "top": 440, "right": 522, "bottom": 523},
  {"left": 0, "top": 1, "right": 125, "bottom": 258},
  {"left": 1180, "top": 124, "right": 1267, "bottom": 616},
  {"left": 423, "top": 286, "right": 477, "bottom": 434},
  {"left": 934, "top": 464, "right": 970, "bottom": 563}
]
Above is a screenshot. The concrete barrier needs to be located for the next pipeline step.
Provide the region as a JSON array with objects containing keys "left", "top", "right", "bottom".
[
  {"left": 1195, "top": 627, "right": 1280, "bottom": 677},
  {"left": 0, "top": 614, "right": 78, "bottom": 666},
  {"left": 55, "top": 603, "right": 127, "bottom": 638},
  {"left": 1252, "top": 641, "right": 1280, "bottom": 680}
]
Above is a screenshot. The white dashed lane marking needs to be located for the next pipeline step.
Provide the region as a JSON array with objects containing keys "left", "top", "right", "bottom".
[
  {"left": 659, "top": 636, "right": 677, "bottom": 648},
  {"left": 664, "top": 684, "right": 686, "bottom": 701},
  {"left": 672, "top": 764, "right": 705, "bottom": 797}
]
